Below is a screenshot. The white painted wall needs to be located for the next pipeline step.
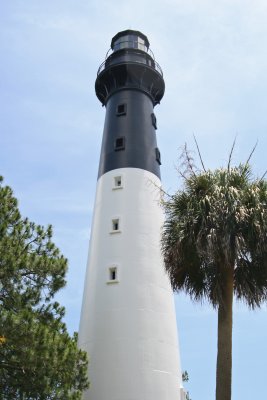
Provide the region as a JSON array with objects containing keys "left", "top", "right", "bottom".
[{"left": 79, "top": 168, "right": 184, "bottom": 400}]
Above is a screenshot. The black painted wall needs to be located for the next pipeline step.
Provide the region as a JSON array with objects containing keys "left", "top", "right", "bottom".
[{"left": 97, "top": 89, "right": 161, "bottom": 180}]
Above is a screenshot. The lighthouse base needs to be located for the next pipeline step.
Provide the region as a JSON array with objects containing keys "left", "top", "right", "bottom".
[{"left": 79, "top": 168, "right": 184, "bottom": 400}]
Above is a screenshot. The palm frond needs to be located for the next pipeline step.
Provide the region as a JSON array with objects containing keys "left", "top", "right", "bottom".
[
  {"left": 193, "top": 135, "right": 206, "bottom": 172},
  {"left": 227, "top": 136, "right": 237, "bottom": 172},
  {"left": 162, "top": 154, "right": 267, "bottom": 308},
  {"left": 244, "top": 141, "right": 258, "bottom": 166}
]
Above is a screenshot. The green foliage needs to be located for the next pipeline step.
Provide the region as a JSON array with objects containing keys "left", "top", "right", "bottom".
[
  {"left": 182, "top": 370, "right": 189, "bottom": 382},
  {"left": 182, "top": 370, "right": 192, "bottom": 400},
  {"left": 162, "top": 145, "right": 267, "bottom": 400},
  {"left": 0, "top": 176, "right": 89, "bottom": 399},
  {"left": 162, "top": 159, "right": 267, "bottom": 308}
]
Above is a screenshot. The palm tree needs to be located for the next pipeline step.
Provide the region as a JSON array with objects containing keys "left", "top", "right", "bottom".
[{"left": 161, "top": 149, "right": 267, "bottom": 400}]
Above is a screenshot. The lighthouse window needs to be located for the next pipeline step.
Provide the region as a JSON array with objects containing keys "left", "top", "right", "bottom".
[
  {"left": 151, "top": 113, "right": 157, "bottom": 129},
  {"left": 107, "top": 266, "right": 119, "bottom": 284},
  {"left": 115, "top": 136, "right": 125, "bottom": 151},
  {"left": 112, "top": 218, "right": 120, "bottom": 232},
  {"left": 116, "top": 103, "right": 127, "bottom": 116},
  {"left": 109, "top": 267, "right": 117, "bottom": 281},
  {"left": 155, "top": 147, "right": 161, "bottom": 165},
  {"left": 113, "top": 175, "right": 123, "bottom": 189}
]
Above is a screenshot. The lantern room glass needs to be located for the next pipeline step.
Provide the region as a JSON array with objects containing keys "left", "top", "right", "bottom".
[{"left": 113, "top": 34, "right": 147, "bottom": 52}]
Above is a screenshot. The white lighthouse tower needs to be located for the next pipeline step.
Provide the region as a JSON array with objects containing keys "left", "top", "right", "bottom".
[{"left": 79, "top": 30, "right": 185, "bottom": 400}]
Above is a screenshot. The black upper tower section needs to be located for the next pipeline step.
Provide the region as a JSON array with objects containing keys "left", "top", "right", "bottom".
[
  {"left": 95, "top": 30, "right": 165, "bottom": 106},
  {"left": 96, "top": 30, "right": 165, "bottom": 179}
]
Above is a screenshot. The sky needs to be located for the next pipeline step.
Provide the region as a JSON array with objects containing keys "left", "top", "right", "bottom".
[{"left": 1, "top": 0, "right": 267, "bottom": 399}]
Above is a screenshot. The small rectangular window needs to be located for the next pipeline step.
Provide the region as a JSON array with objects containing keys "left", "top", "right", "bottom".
[
  {"left": 155, "top": 147, "right": 161, "bottom": 165},
  {"left": 112, "top": 218, "right": 119, "bottom": 231},
  {"left": 113, "top": 176, "right": 122, "bottom": 189},
  {"left": 116, "top": 103, "right": 127, "bottom": 116},
  {"left": 151, "top": 113, "right": 157, "bottom": 129},
  {"left": 107, "top": 266, "right": 119, "bottom": 284},
  {"left": 115, "top": 136, "right": 125, "bottom": 151},
  {"left": 110, "top": 267, "right": 117, "bottom": 281}
]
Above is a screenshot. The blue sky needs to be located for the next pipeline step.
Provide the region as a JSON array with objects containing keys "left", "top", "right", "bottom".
[{"left": 1, "top": 1, "right": 267, "bottom": 399}]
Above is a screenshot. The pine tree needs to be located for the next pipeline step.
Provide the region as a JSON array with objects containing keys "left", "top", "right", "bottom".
[{"left": 0, "top": 176, "right": 89, "bottom": 399}]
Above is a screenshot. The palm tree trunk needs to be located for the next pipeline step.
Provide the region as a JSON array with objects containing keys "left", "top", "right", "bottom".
[{"left": 215, "top": 267, "right": 234, "bottom": 400}]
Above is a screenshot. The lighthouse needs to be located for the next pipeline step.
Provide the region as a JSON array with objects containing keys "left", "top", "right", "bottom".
[{"left": 79, "top": 30, "right": 185, "bottom": 400}]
